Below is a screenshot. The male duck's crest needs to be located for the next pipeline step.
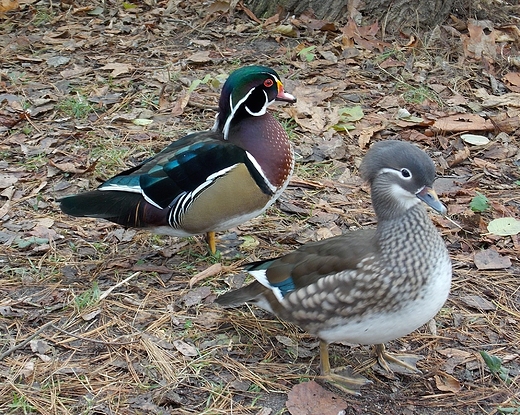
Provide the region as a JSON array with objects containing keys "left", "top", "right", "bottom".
[{"left": 60, "top": 66, "right": 296, "bottom": 254}]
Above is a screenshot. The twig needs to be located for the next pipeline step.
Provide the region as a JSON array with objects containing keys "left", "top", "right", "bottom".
[
  {"left": 99, "top": 272, "right": 141, "bottom": 300},
  {"left": 51, "top": 325, "right": 138, "bottom": 346},
  {"left": 0, "top": 321, "right": 55, "bottom": 360}
]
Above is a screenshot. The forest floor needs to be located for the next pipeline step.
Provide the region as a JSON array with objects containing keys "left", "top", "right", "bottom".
[{"left": 1, "top": 1, "right": 519, "bottom": 414}]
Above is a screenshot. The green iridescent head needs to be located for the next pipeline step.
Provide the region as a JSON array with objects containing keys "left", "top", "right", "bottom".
[{"left": 214, "top": 66, "right": 296, "bottom": 139}]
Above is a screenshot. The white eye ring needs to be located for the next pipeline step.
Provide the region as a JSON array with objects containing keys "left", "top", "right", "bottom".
[{"left": 400, "top": 168, "right": 412, "bottom": 179}]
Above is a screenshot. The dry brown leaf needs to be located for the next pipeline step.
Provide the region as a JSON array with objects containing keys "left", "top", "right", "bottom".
[
  {"left": 437, "top": 348, "right": 473, "bottom": 360},
  {"left": 81, "top": 309, "right": 102, "bottom": 321},
  {"left": 0, "top": 0, "right": 18, "bottom": 17},
  {"left": 186, "top": 51, "right": 212, "bottom": 63},
  {"left": 181, "top": 286, "right": 213, "bottom": 307},
  {"left": 286, "top": 381, "right": 348, "bottom": 415},
  {"left": 262, "top": 12, "right": 279, "bottom": 27},
  {"left": 475, "top": 88, "right": 520, "bottom": 108},
  {"left": 460, "top": 295, "right": 496, "bottom": 311},
  {"left": 296, "top": 14, "right": 336, "bottom": 31},
  {"left": 448, "top": 146, "right": 470, "bottom": 167},
  {"left": 99, "top": 62, "right": 133, "bottom": 77},
  {"left": 434, "top": 373, "right": 462, "bottom": 393},
  {"left": 0, "top": 173, "right": 18, "bottom": 189},
  {"left": 207, "top": 0, "right": 230, "bottom": 14},
  {"left": 473, "top": 157, "right": 499, "bottom": 171},
  {"left": 49, "top": 160, "right": 95, "bottom": 174},
  {"left": 461, "top": 19, "right": 497, "bottom": 61},
  {"left": 28, "top": 225, "right": 60, "bottom": 241},
  {"left": 432, "top": 114, "right": 494, "bottom": 132},
  {"left": 473, "top": 248, "right": 512, "bottom": 270},
  {"left": 59, "top": 65, "right": 92, "bottom": 78},
  {"left": 189, "top": 263, "right": 222, "bottom": 288},
  {"left": 503, "top": 72, "right": 520, "bottom": 92},
  {"left": 237, "top": 2, "right": 262, "bottom": 23},
  {"left": 171, "top": 91, "right": 191, "bottom": 116},
  {"left": 173, "top": 340, "right": 198, "bottom": 357}
]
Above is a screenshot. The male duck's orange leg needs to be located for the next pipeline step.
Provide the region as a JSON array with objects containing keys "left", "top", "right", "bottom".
[{"left": 206, "top": 231, "right": 217, "bottom": 254}]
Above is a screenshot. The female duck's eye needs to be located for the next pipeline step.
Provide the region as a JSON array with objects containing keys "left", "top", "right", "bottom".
[
  {"left": 400, "top": 168, "right": 412, "bottom": 178},
  {"left": 263, "top": 78, "right": 274, "bottom": 88}
]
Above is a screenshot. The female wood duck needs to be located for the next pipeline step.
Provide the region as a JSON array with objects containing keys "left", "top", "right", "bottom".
[
  {"left": 216, "top": 140, "right": 452, "bottom": 394},
  {"left": 59, "top": 66, "right": 296, "bottom": 253}
]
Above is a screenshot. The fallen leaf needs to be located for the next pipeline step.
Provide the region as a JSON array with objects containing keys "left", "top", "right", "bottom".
[
  {"left": 437, "top": 348, "right": 473, "bottom": 359},
  {"left": 48, "top": 161, "right": 92, "bottom": 174},
  {"left": 81, "top": 309, "right": 101, "bottom": 321},
  {"left": 286, "top": 381, "right": 348, "bottom": 415},
  {"left": 30, "top": 339, "right": 51, "bottom": 354},
  {"left": 473, "top": 157, "right": 499, "bottom": 171},
  {"left": 0, "top": 173, "right": 18, "bottom": 188},
  {"left": 186, "top": 51, "right": 211, "bottom": 63},
  {"left": 0, "top": 305, "right": 26, "bottom": 317},
  {"left": 189, "top": 263, "right": 222, "bottom": 288},
  {"left": 181, "top": 286, "right": 213, "bottom": 306},
  {"left": 503, "top": 72, "right": 520, "bottom": 92},
  {"left": 132, "top": 118, "right": 153, "bottom": 126},
  {"left": 487, "top": 217, "right": 520, "bottom": 236},
  {"left": 171, "top": 91, "right": 191, "bottom": 117},
  {"left": 272, "top": 24, "right": 298, "bottom": 37},
  {"left": 460, "top": 294, "right": 496, "bottom": 311},
  {"left": 100, "top": 62, "right": 133, "bottom": 77},
  {"left": 474, "top": 249, "right": 511, "bottom": 270},
  {"left": 474, "top": 88, "right": 520, "bottom": 108},
  {"left": 46, "top": 56, "right": 71, "bottom": 67},
  {"left": 448, "top": 146, "right": 470, "bottom": 167},
  {"left": 28, "top": 225, "right": 60, "bottom": 241},
  {"left": 461, "top": 19, "right": 496, "bottom": 61},
  {"left": 173, "top": 340, "right": 198, "bottom": 357},
  {"left": 433, "top": 114, "right": 494, "bottom": 133},
  {"left": 434, "top": 372, "right": 462, "bottom": 392},
  {"left": 461, "top": 133, "right": 490, "bottom": 145},
  {"left": 276, "top": 336, "right": 298, "bottom": 347},
  {"left": 0, "top": 0, "right": 18, "bottom": 17},
  {"left": 207, "top": 0, "right": 230, "bottom": 14}
]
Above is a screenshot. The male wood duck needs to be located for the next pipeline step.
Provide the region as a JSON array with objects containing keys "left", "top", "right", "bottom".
[
  {"left": 59, "top": 66, "right": 296, "bottom": 253},
  {"left": 216, "top": 140, "right": 452, "bottom": 393}
]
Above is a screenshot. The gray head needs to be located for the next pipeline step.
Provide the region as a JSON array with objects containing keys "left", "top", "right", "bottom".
[{"left": 360, "top": 140, "right": 445, "bottom": 220}]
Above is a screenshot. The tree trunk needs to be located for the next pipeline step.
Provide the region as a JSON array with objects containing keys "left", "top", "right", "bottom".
[{"left": 244, "top": 0, "right": 456, "bottom": 34}]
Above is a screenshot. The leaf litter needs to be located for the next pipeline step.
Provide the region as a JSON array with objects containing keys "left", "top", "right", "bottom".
[{"left": 0, "top": 0, "right": 519, "bottom": 414}]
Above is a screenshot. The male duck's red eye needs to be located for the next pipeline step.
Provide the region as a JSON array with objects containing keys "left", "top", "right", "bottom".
[{"left": 263, "top": 78, "right": 274, "bottom": 87}]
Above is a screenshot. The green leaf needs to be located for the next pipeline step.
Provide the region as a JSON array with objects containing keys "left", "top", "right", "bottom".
[
  {"left": 470, "top": 192, "right": 490, "bottom": 212},
  {"left": 240, "top": 235, "right": 259, "bottom": 248},
  {"left": 480, "top": 350, "right": 511, "bottom": 384},
  {"left": 498, "top": 407, "right": 520, "bottom": 414},
  {"left": 338, "top": 105, "right": 364, "bottom": 122},
  {"left": 298, "top": 46, "right": 316, "bottom": 62},
  {"left": 132, "top": 118, "right": 153, "bottom": 126},
  {"left": 480, "top": 350, "right": 502, "bottom": 372},
  {"left": 87, "top": 6, "right": 104, "bottom": 15},
  {"left": 487, "top": 217, "right": 520, "bottom": 236},
  {"left": 13, "top": 237, "right": 49, "bottom": 248}
]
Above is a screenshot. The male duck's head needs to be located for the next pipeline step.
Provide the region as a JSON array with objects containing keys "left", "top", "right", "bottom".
[{"left": 214, "top": 66, "right": 296, "bottom": 139}]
